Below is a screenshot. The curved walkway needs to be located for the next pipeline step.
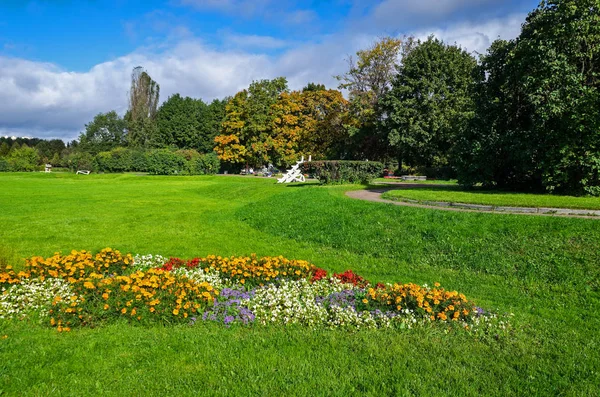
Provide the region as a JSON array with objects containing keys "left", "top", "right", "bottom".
[{"left": 346, "top": 186, "right": 600, "bottom": 219}]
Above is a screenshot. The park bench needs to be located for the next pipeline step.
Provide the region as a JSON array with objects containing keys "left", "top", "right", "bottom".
[
  {"left": 401, "top": 175, "right": 427, "bottom": 181},
  {"left": 76, "top": 170, "right": 91, "bottom": 175}
]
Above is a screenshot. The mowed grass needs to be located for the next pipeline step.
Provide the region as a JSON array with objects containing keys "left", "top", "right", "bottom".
[
  {"left": 381, "top": 185, "right": 600, "bottom": 210},
  {"left": 1, "top": 173, "right": 599, "bottom": 396}
]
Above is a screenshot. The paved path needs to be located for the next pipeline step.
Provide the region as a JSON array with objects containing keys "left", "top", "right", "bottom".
[{"left": 345, "top": 186, "right": 600, "bottom": 219}]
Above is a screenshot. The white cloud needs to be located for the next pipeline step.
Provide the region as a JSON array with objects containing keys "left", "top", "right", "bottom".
[
  {"left": 0, "top": 13, "right": 526, "bottom": 140},
  {"left": 410, "top": 14, "right": 525, "bottom": 56},
  {"left": 0, "top": 43, "right": 271, "bottom": 140}
]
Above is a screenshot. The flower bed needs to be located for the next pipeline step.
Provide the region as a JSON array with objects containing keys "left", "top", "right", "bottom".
[{"left": 0, "top": 249, "right": 511, "bottom": 335}]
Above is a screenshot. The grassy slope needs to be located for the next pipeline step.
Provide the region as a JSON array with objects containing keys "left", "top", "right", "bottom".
[
  {"left": 0, "top": 173, "right": 599, "bottom": 396},
  {"left": 381, "top": 186, "right": 600, "bottom": 209}
]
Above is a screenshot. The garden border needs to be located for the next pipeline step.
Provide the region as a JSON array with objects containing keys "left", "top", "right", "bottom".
[{"left": 346, "top": 185, "right": 600, "bottom": 219}]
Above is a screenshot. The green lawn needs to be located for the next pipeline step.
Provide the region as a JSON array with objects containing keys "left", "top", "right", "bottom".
[
  {"left": 1, "top": 173, "right": 599, "bottom": 396},
  {"left": 382, "top": 185, "right": 600, "bottom": 210}
]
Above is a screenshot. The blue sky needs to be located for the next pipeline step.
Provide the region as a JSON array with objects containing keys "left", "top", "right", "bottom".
[{"left": 0, "top": 0, "right": 540, "bottom": 140}]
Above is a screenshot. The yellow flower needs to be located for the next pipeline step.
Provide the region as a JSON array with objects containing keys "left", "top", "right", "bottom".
[
  {"left": 83, "top": 281, "right": 95, "bottom": 289},
  {"left": 102, "top": 293, "right": 109, "bottom": 300},
  {"left": 121, "top": 308, "right": 127, "bottom": 314},
  {"left": 173, "top": 309, "right": 179, "bottom": 316},
  {"left": 103, "top": 304, "right": 109, "bottom": 310}
]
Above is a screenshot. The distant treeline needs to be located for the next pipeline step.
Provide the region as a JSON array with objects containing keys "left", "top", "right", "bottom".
[{"left": 2, "top": 1, "right": 599, "bottom": 195}]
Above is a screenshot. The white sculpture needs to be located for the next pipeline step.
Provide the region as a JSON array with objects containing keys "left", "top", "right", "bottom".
[{"left": 277, "top": 155, "right": 311, "bottom": 183}]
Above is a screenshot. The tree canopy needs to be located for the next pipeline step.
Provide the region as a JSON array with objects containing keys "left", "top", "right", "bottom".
[{"left": 380, "top": 37, "right": 477, "bottom": 172}]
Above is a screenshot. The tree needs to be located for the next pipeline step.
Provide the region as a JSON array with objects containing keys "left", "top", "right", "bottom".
[
  {"left": 7, "top": 145, "right": 39, "bottom": 171},
  {"left": 270, "top": 89, "right": 351, "bottom": 164},
  {"left": 215, "top": 77, "right": 288, "bottom": 167},
  {"left": 127, "top": 66, "right": 160, "bottom": 147},
  {"left": 456, "top": 0, "right": 600, "bottom": 195},
  {"left": 155, "top": 94, "right": 206, "bottom": 149},
  {"left": 201, "top": 98, "right": 227, "bottom": 153},
  {"left": 0, "top": 142, "right": 9, "bottom": 157},
  {"left": 335, "top": 36, "right": 409, "bottom": 161},
  {"left": 36, "top": 139, "right": 66, "bottom": 162},
  {"left": 78, "top": 111, "right": 128, "bottom": 155},
  {"left": 302, "top": 82, "right": 326, "bottom": 92},
  {"left": 380, "top": 37, "right": 477, "bottom": 174},
  {"left": 454, "top": 39, "right": 528, "bottom": 188}
]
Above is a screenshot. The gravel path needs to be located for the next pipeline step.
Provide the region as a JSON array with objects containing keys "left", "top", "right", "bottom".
[{"left": 345, "top": 186, "right": 600, "bottom": 219}]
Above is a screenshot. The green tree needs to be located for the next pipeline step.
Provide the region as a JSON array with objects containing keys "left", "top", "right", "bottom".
[
  {"left": 0, "top": 142, "right": 9, "bottom": 157},
  {"left": 302, "top": 82, "right": 326, "bottom": 92},
  {"left": 7, "top": 145, "right": 40, "bottom": 171},
  {"left": 380, "top": 37, "right": 477, "bottom": 174},
  {"left": 155, "top": 94, "right": 206, "bottom": 149},
  {"left": 202, "top": 98, "right": 227, "bottom": 153},
  {"left": 457, "top": 0, "right": 600, "bottom": 195},
  {"left": 78, "top": 111, "right": 128, "bottom": 155},
  {"left": 36, "top": 139, "right": 66, "bottom": 160}
]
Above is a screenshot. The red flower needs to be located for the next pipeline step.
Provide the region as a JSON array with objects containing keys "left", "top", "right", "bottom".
[
  {"left": 333, "top": 270, "right": 368, "bottom": 288},
  {"left": 311, "top": 268, "right": 328, "bottom": 283}
]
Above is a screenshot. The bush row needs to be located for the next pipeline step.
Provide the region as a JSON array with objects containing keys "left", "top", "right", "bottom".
[
  {"left": 65, "top": 148, "right": 220, "bottom": 175},
  {"left": 302, "top": 161, "right": 384, "bottom": 184}
]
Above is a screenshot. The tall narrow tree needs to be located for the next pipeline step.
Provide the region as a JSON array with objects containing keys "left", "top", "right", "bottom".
[{"left": 127, "top": 66, "right": 160, "bottom": 147}]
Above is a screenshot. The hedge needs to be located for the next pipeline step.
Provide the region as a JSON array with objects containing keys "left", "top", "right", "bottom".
[{"left": 302, "top": 160, "right": 384, "bottom": 184}]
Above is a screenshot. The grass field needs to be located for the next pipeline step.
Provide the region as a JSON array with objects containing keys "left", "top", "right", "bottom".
[
  {"left": 381, "top": 185, "right": 600, "bottom": 210},
  {"left": 1, "top": 173, "right": 599, "bottom": 396}
]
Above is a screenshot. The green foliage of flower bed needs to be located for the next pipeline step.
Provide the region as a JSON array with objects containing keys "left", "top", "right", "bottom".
[{"left": 302, "top": 160, "right": 384, "bottom": 184}]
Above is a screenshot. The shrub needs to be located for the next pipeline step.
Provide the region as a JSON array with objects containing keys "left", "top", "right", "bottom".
[
  {"left": 302, "top": 161, "right": 384, "bottom": 184},
  {"left": 129, "top": 149, "right": 149, "bottom": 172},
  {"left": 146, "top": 149, "right": 186, "bottom": 175},
  {"left": 7, "top": 146, "right": 40, "bottom": 172},
  {"left": 66, "top": 152, "right": 94, "bottom": 172},
  {"left": 94, "top": 147, "right": 133, "bottom": 173},
  {"left": 175, "top": 149, "right": 200, "bottom": 162},
  {"left": 191, "top": 152, "right": 220, "bottom": 175},
  {"left": 0, "top": 158, "right": 8, "bottom": 172}
]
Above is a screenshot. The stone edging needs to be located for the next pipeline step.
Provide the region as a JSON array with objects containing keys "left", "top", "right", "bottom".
[
  {"left": 345, "top": 188, "right": 600, "bottom": 219},
  {"left": 391, "top": 197, "right": 600, "bottom": 216}
]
